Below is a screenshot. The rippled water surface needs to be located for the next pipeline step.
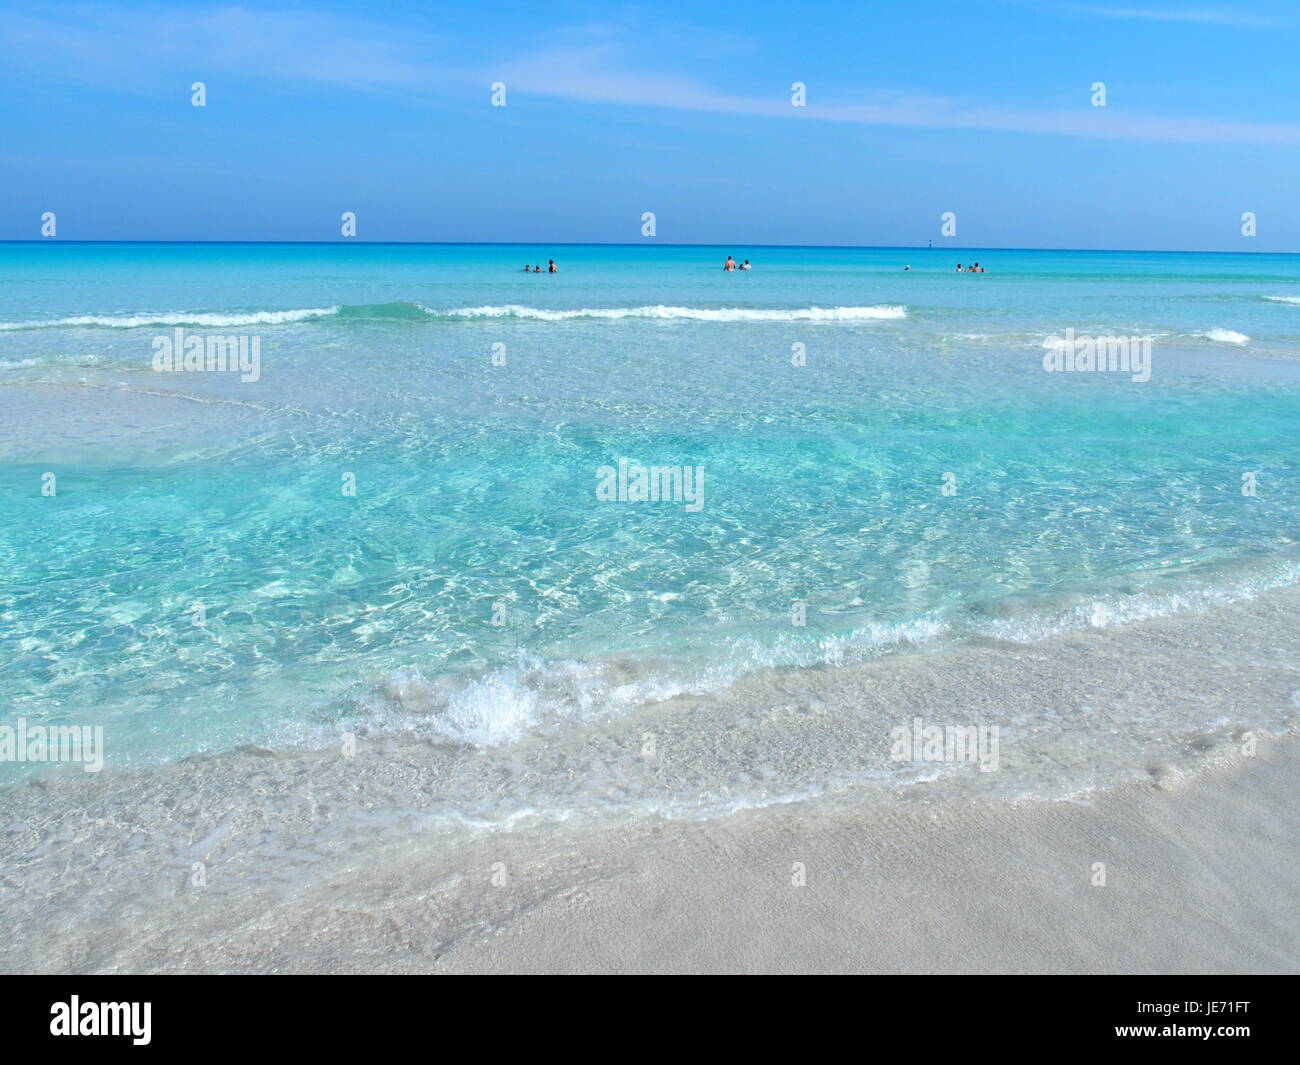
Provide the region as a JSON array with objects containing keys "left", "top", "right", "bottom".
[{"left": 2, "top": 242, "right": 1299, "bottom": 780}]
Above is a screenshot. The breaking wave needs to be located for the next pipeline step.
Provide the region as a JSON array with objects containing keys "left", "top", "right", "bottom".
[
  {"left": 441, "top": 304, "right": 908, "bottom": 322},
  {"left": 0, "top": 302, "right": 907, "bottom": 331}
]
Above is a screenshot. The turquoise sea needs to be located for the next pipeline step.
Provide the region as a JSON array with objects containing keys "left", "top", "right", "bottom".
[{"left": 2, "top": 242, "right": 1299, "bottom": 805}]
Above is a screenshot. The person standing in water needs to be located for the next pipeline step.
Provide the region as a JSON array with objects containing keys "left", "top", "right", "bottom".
[
  {"left": 548, "top": 260, "right": 557, "bottom": 273},
  {"left": 724, "top": 255, "right": 737, "bottom": 271}
]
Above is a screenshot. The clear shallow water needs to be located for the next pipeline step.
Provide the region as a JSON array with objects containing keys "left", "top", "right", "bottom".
[{"left": 1, "top": 242, "right": 1299, "bottom": 787}]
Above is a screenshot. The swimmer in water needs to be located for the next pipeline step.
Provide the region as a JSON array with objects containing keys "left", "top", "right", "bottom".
[
  {"left": 724, "top": 255, "right": 737, "bottom": 271},
  {"left": 548, "top": 260, "right": 557, "bottom": 273}
]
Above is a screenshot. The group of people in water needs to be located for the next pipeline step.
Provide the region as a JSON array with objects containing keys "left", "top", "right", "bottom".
[
  {"left": 724, "top": 255, "right": 983, "bottom": 273},
  {"left": 907, "top": 262, "right": 988, "bottom": 271},
  {"left": 516, "top": 256, "right": 982, "bottom": 274},
  {"left": 904, "top": 262, "right": 988, "bottom": 272}
]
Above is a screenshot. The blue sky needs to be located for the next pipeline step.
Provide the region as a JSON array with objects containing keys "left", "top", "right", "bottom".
[{"left": 2, "top": 0, "right": 1298, "bottom": 249}]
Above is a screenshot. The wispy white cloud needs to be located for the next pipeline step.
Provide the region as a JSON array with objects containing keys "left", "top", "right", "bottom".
[
  {"left": 1, "top": 4, "right": 462, "bottom": 93},
  {"left": 1034, "top": 2, "right": 1283, "bottom": 28},
  {"left": 502, "top": 44, "right": 1300, "bottom": 146},
  {"left": 4, "top": 4, "right": 1297, "bottom": 147}
]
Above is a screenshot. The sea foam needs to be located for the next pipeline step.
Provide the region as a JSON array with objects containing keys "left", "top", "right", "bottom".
[
  {"left": 441, "top": 304, "right": 908, "bottom": 322},
  {"left": 0, "top": 307, "right": 343, "bottom": 330},
  {"left": 0, "top": 303, "right": 907, "bottom": 330}
]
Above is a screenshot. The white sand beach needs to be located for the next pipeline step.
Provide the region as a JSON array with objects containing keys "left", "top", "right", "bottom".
[
  {"left": 439, "top": 737, "right": 1300, "bottom": 974},
  {"left": 3, "top": 584, "right": 1297, "bottom": 975}
]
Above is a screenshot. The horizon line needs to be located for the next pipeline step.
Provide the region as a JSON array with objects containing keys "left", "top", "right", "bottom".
[{"left": 1, "top": 239, "right": 1297, "bottom": 257}]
